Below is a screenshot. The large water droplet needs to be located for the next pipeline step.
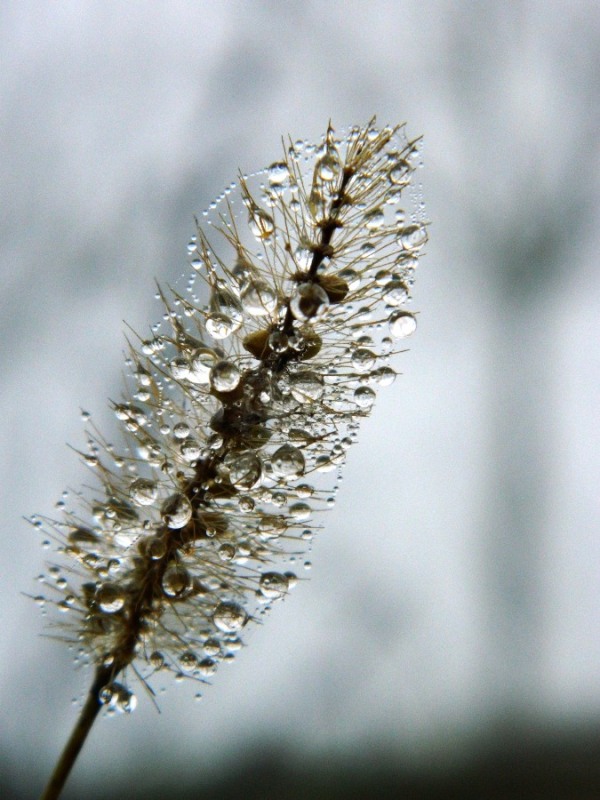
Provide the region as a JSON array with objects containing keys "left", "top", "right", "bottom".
[
  {"left": 249, "top": 207, "right": 275, "bottom": 240},
  {"left": 351, "top": 348, "right": 376, "bottom": 372},
  {"left": 354, "top": 385, "right": 376, "bottom": 409},
  {"left": 271, "top": 444, "right": 305, "bottom": 479},
  {"left": 224, "top": 451, "right": 263, "bottom": 490},
  {"left": 290, "top": 282, "right": 329, "bottom": 321},
  {"left": 96, "top": 582, "right": 125, "bottom": 614},
  {"left": 241, "top": 279, "right": 277, "bottom": 317},
  {"left": 129, "top": 478, "right": 158, "bottom": 507},
  {"left": 289, "top": 371, "right": 324, "bottom": 403},
  {"left": 213, "top": 601, "right": 248, "bottom": 633},
  {"left": 161, "top": 494, "right": 192, "bottom": 529},
  {"left": 210, "top": 360, "right": 241, "bottom": 392},
  {"left": 383, "top": 280, "right": 409, "bottom": 307},
  {"left": 188, "top": 348, "right": 218, "bottom": 383},
  {"left": 388, "top": 311, "right": 417, "bottom": 338},
  {"left": 398, "top": 223, "right": 427, "bottom": 251},
  {"left": 259, "top": 571, "right": 289, "bottom": 599},
  {"left": 162, "top": 564, "right": 191, "bottom": 597},
  {"left": 267, "top": 161, "right": 290, "bottom": 187},
  {"left": 364, "top": 207, "right": 385, "bottom": 231}
]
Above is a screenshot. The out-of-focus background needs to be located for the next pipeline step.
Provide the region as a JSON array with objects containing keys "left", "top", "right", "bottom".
[{"left": 2, "top": 2, "right": 600, "bottom": 797}]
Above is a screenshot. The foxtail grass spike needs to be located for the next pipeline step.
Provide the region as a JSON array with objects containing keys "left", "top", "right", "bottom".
[{"left": 34, "top": 119, "right": 426, "bottom": 799}]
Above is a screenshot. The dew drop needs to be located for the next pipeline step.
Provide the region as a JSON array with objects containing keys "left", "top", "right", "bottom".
[
  {"left": 213, "top": 601, "right": 248, "bottom": 633},
  {"left": 241, "top": 279, "right": 277, "bottom": 317},
  {"left": 249, "top": 207, "right": 275, "bottom": 240},
  {"left": 398, "top": 223, "right": 428, "bottom": 251},
  {"left": 364, "top": 207, "right": 385, "bottom": 231},
  {"left": 271, "top": 444, "right": 305, "bottom": 479},
  {"left": 289, "top": 371, "right": 324, "bottom": 403},
  {"left": 351, "top": 348, "right": 376, "bottom": 372},
  {"left": 188, "top": 348, "right": 218, "bottom": 383},
  {"left": 96, "top": 582, "right": 125, "bottom": 614},
  {"left": 388, "top": 311, "right": 417, "bottom": 339},
  {"left": 225, "top": 451, "right": 263, "bottom": 490},
  {"left": 267, "top": 161, "right": 290, "bottom": 187},
  {"left": 259, "top": 571, "right": 289, "bottom": 599},
  {"left": 354, "top": 386, "right": 376, "bottom": 409},
  {"left": 161, "top": 494, "right": 192, "bottom": 529},
  {"left": 129, "top": 478, "right": 158, "bottom": 507},
  {"left": 210, "top": 360, "right": 241, "bottom": 392},
  {"left": 162, "top": 564, "right": 191, "bottom": 597},
  {"left": 290, "top": 282, "right": 329, "bottom": 321},
  {"left": 383, "top": 280, "right": 410, "bottom": 307}
]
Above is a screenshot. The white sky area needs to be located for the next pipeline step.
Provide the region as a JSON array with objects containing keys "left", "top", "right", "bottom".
[{"left": 1, "top": 0, "right": 600, "bottom": 792}]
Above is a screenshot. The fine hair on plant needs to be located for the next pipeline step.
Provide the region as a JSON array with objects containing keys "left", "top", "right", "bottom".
[{"left": 32, "top": 119, "right": 427, "bottom": 799}]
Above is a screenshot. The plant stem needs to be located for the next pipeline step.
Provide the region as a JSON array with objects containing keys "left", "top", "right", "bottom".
[{"left": 40, "top": 664, "right": 113, "bottom": 800}]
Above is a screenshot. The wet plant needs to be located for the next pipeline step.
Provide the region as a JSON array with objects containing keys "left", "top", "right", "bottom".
[{"left": 32, "top": 119, "right": 427, "bottom": 799}]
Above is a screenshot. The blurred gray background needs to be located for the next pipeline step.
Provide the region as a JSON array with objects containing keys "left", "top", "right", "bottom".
[{"left": 2, "top": 1, "right": 600, "bottom": 797}]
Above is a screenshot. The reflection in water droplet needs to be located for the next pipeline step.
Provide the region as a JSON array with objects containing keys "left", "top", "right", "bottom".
[
  {"left": 398, "top": 223, "right": 428, "bottom": 251},
  {"left": 162, "top": 564, "right": 191, "bottom": 597},
  {"left": 241, "top": 279, "right": 277, "bottom": 317},
  {"left": 289, "top": 371, "right": 324, "bottom": 403}
]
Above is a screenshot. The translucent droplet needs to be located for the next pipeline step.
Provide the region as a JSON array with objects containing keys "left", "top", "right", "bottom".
[
  {"left": 351, "top": 348, "right": 376, "bottom": 372},
  {"left": 225, "top": 451, "right": 263, "bottom": 490},
  {"left": 354, "top": 386, "right": 376, "bottom": 409},
  {"left": 213, "top": 601, "right": 248, "bottom": 633},
  {"left": 383, "top": 280, "right": 409, "bottom": 306},
  {"left": 372, "top": 366, "right": 396, "bottom": 386},
  {"left": 389, "top": 159, "right": 411, "bottom": 186},
  {"left": 389, "top": 311, "right": 417, "bottom": 338},
  {"left": 149, "top": 651, "right": 164, "bottom": 669},
  {"left": 241, "top": 279, "right": 277, "bottom": 317},
  {"left": 218, "top": 543, "right": 235, "bottom": 561},
  {"left": 96, "top": 582, "right": 125, "bottom": 614},
  {"left": 259, "top": 571, "right": 289, "bottom": 599},
  {"left": 316, "top": 151, "right": 341, "bottom": 182},
  {"left": 180, "top": 651, "right": 198, "bottom": 671},
  {"left": 180, "top": 440, "right": 201, "bottom": 463},
  {"left": 210, "top": 360, "right": 241, "bottom": 392},
  {"left": 289, "top": 501, "right": 311, "bottom": 520},
  {"left": 162, "top": 564, "right": 191, "bottom": 597},
  {"left": 398, "top": 223, "right": 427, "bottom": 251},
  {"left": 267, "top": 161, "right": 290, "bottom": 187},
  {"left": 188, "top": 348, "right": 218, "bottom": 383},
  {"left": 129, "top": 478, "right": 158, "bottom": 507},
  {"left": 99, "top": 681, "right": 135, "bottom": 713},
  {"left": 290, "top": 282, "right": 329, "bottom": 321},
  {"left": 147, "top": 535, "right": 167, "bottom": 560},
  {"left": 173, "top": 422, "right": 190, "bottom": 439},
  {"left": 364, "top": 207, "right": 385, "bottom": 231},
  {"left": 289, "top": 371, "right": 324, "bottom": 403},
  {"left": 198, "top": 657, "right": 217, "bottom": 676},
  {"left": 271, "top": 444, "right": 305, "bottom": 479},
  {"left": 203, "top": 638, "right": 220, "bottom": 656},
  {"left": 161, "top": 494, "right": 192, "bottom": 529},
  {"left": 249, "top": 207, "right": 275, "bottom": 240},
  {"left": 170, "top": 357, "right": 191, "bottom": 380}
]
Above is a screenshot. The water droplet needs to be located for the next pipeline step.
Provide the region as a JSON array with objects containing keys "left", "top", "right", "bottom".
[
  {"left": 316, "top": 151, "right": 341, "bottom": 182},
  {"left": 188, "top": 348, "right": 218, "bottom": 383},
  {"left": 161, "top": 494, "right": 192, "bottom": 529},
  {"left": 218, "top": 543, "right": 236, "bottom": 561},
  {"left": 173, "top": 422, "right": 190, "bottom": 439},
  {"left": 364, "top": 207, "right": 385, "bottom": 231},
  {"left": 372, "top": 366, "right": 396, "bottom": 386},
  {"left": 180, "top": 651, "right": 198, "bottom": 671},
  {"left": 290, "top": 282, "right": 329, "bottom": 321},
  {"left": 289, "top": 501, "right": 311, "bottom": 520},
  {"left": 241, "top": 279, "right": 277, "bottom": 317},
  {"left": 271, "top": 444, "right": 305, "bottom": 479},
  {"left": 149, "top": 651, "right": 164, "bottom": 669},
  {"left": 213, "top": 601, "right": 248, "bottom": 633},
  {"left": 96, "top": 583, "right": 125, "bottom": 614},
  {"left": 249, "top": 207, "right": 275, "bottom": 240},
  {"left": 389, "top": 311, "right": 417, "bottom": 338},
  {"left": 162, "top": 564, "right": 191, "bottom": 597},
  {"left": 389, "top": 159, "right": 411, "bottom": 186},
  {"left": 354, "top": 386, "right": 376, "bottom": 409},
  {"left": 180, "top": 440, "right": 201, "bottom": 463},
  {"left": 259, "top": 571, "right": 289, "bottom": 599},
  {"left": 289, "top": 371, "right": 324, "bottom": 403},
  {"left": 129, "top": 478, "right": 158, "bottom": 507},
  {"left": 267, "top": 161, "right": 290, "bottom": 186},
  {"left": 383, "top": 280, "right": 409, "bottom": 306},
  {"left": 210, "top": 360, "right": 241, "bottom": 392},
  {"left": 398, "top": 223, "right": 427, "bottom": 251},
  {"left": 351, "top": 348, "right": 376, "bottom": 372},
  {"left": 224, "top": 451, "right": 263, "bottom": 490},
  {"left": 203, "top": 638, "right": 220, "bottom": 656},
  {"left": 198, "top": 657, "right": 218, "bottom": 676}
]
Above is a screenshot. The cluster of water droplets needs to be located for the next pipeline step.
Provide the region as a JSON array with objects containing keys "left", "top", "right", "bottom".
[{"left": 32, "top": 120, "right": 426, "bottom": 710}]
